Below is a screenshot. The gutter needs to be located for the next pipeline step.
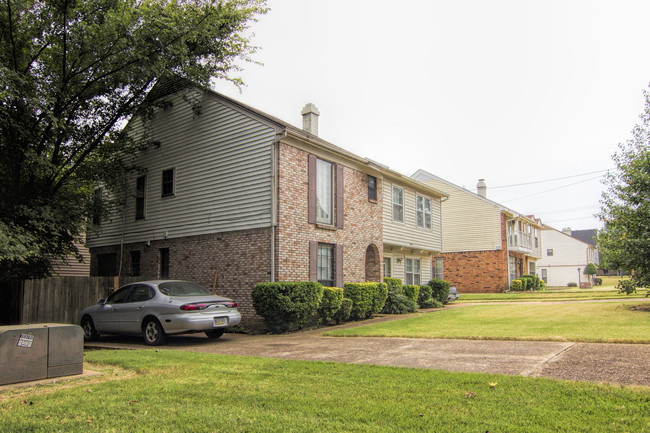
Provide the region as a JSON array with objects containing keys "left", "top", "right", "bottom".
[{"left": 270, "top": 129, "right": 287, "bottom": 282}]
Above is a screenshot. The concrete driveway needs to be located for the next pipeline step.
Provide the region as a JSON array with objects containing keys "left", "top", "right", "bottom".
[{"left": 85, "top": 313, "right": 650, "bottom": 388}]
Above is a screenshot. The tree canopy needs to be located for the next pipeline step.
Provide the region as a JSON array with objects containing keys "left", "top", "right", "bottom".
[
  {"left": 0, "top": 0, "right": 266, "bottom": 279},
  {"left": 598, "top": 88, "right": 650, "bottom": 290}
]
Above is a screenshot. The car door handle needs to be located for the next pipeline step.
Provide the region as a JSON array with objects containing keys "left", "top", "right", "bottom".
[
  {"left": 137, "top": 307, "right": 143, "bottom": 310},
  {"left": 112, "top": 308, "right": 117, "bottom": 311}
]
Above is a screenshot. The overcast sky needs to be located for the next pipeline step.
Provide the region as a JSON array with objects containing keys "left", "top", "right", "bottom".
[{"left": 212, "top": 0, "right": 650, "bottom": 231}]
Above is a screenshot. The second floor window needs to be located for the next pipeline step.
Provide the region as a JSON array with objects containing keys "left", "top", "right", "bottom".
[
  {"left": 316, "top": 159, "right": 333, "bottom": 225},
  {"left": 392, "top": 186, "right": 404, "bottom": 222},
  {"left": 368, "top": 175, "right": 377, "bottom": 201},
  {"left": 135, "top": 175, "right": 146, "bottom": 220},
  {"left": 162, "top": 168, "right": 175, "bottom": 197},
  {"left": 416, "top": 195, "right": 432, "bottom": 229},
  {"left": 547, "top": 249, "right": 554, "bottom": 256}
]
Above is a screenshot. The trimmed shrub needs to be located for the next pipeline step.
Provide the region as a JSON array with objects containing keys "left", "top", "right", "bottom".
[
  {"left": 370, "top": 282, "right": 388, "bottom": 317},
  {"left": 252, "top": 282, "right": 324, "bottom": 333},
  {"left": 617, "top": 279, "right": 637, "bottom": 295},
  {"left": 522, "top": 274, "right": 541, "bottom": 290},
  {"left": 521, "top": 275, "right": 534, "bottom": 291},
  {"left": 402, "top": 285, "right": 420, "bottom": 302},
  {"left": 594, "top": 277, "right": 603, "bottom": 286},
  {"left": 333, "top": 298, "right": 352, "bottom": 324},
  {"left": 381, "top": 292, "right": 417, "bottom": 314},
  {"left": 428, "top": 278, "right": 451, "bottom": 303},
  {"left": 567, "top": 282, "right": 578, "bottom": 287},
  {"left": 418, "top": 285, "right": 433, "bottom": 308},
  {"left": 317, "top": 287, "right": 344, "bottom": 325},
  {"left": 384, "top": 277, "right": 403, "bottom": 294},
  {"left": 511, "top": 279, "right": 523, "bottom": 291}
]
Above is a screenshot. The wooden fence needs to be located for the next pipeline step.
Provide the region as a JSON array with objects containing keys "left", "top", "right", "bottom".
[{"left": 1, "top": 276, "right": 139, "bottom": 325}]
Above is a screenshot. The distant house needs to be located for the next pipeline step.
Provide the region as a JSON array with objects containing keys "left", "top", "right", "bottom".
[
  {"left": 537, "top": 226, "right": 599, "bottom": 287},
  {"left": 412, "top": 170, "right": 543, "bottom": 292},
  {"left": 50, "top": 238, "right": 90, "bottom": 277},
  {"left": 87, "top": 86, "right": 445, "bottom": 325}
]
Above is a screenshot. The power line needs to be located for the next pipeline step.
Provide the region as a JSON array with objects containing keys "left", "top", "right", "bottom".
[
  {"left": 501, "top": 175, "right": 604, "bottom": 203},
  {"left": 490, "top": 169, "right": 611, "bottom": 189}
]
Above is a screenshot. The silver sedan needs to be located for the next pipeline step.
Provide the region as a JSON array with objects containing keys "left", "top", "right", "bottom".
[{"left": 79, "top": 280, "right": 241, "bottom": 345}]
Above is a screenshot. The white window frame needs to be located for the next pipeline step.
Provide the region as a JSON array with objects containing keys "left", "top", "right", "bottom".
[
  {"left": 434, "top": 257, "right": 444, "bottom": 280},
  {"left": 161, "top": 168, "right": 175, "bottom": 197},
  {"left": 392, "top": 186, "right": 404, "bottom": 222},
  {"left": 316, "top": 159, "right": 334, "bottom": 225},
  {"left": 416, "top": 195, "right": 432, "bottom": 229},
  {"left": 405, "top": 258, "right": 421, "bottom": 285},
  {"left": 383, "top": 257, "right": 392, "bottom": 278}
]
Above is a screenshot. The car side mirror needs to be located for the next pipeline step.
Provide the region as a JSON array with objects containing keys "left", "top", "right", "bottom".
[{"left": 97, "top": 298, "right": 106, "bottom": 305}]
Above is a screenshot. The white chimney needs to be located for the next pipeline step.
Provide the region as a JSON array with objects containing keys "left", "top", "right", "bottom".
[
  {"left": 562, "top": 227, "right": 572, "bottom": 235},
  {"left": 301, "top": 103, "right": 320, "bottom": 136},
  {"left": 477, "top": 179, "right": 487, "bottom": 197}
]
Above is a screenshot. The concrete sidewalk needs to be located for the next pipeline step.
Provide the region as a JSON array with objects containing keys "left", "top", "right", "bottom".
[{"left": 85, "top": 314, "right": 650, "bottom": 388}]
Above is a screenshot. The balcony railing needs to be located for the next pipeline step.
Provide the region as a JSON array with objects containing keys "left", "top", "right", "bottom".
[{"left": 508, "top": 231, "right": 533, "bottom": 251}]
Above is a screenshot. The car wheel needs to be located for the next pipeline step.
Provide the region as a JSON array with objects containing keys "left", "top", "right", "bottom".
[
  {"left": 81, "top": 316, "right": 100, "bottom": 341},
  {"left": 143, "top": 318, "right": 167, "bottom": 346},
  {"left": 205, "top": 328, "right": 225, "bottom": 339}
]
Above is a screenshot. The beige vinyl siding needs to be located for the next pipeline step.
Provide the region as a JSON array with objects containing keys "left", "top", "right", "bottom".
[
  {"left": 383, "top": 182, "right": 442, "bottom": 252},
  {"left": 51, "top": 241, "right": 90, "bottom": 276},
  {"left": 419, "top": 178, "right": 503, "bottom": 252},
  {"left": 384, "top": 251, "right": 432, "bottom": 284},
  {"left": 88, "top": 91, "right": 279, "bottom": 247}
]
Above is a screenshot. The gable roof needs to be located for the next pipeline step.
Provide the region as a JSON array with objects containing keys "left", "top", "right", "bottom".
[
  {"left": 411, "top": 168, "right": 540, "bottom": 226},
  {"left": 570, "top": 229, "right": 597, "bottom": 246}
]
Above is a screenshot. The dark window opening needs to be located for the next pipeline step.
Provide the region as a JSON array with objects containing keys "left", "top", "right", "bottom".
[
  {"left": 162, "top": 169, "right": 175, "bottom": 197},
  {"left": 160, "top": 248, "right": 170, "bottom": 279},
  {"left": 368, "top": 175, "right": 377, "bottom": 201},
  {"left": 130, "top": 251, "right": 141, "bottom": 277},
  {"left": 135, "top": 175, "right": 146, "bottom": 220},
  {"left": 97, "top": 253, "right": 117, "bottom": 277}
]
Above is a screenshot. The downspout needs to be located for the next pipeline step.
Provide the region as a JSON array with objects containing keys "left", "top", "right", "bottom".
[
  {"left": 270, "top": 130, "right": 286, "bottom": 282},
  {"left": 505, "top": 218, "right": 516, "bottom": 290}
]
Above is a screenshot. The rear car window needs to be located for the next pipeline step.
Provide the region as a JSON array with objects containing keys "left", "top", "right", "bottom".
[{"left": 158, "top": 281, "right": 212, "bottom": 296}]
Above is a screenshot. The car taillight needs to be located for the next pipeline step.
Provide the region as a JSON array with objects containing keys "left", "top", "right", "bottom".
[
  {"left": 222, "top": 302, "right": 237, "bottom": 308},
  {"left": 180, "top": 303, "right": 209, "bottom": 311}
]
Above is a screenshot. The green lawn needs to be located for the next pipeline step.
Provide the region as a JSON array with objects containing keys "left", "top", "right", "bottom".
[
  {"left": 1, "top": 350, "right": 648, "bottom": 432},
  {"left": 326, "top": 302, "right": 650, "bottom": 343},
  {"left": 457, "top": 290, "right": 648, "bottom": 303}
]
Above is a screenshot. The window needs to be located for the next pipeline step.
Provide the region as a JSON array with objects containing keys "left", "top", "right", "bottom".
[
  {"left": 416, "top": 195, "right": 432, "bottom": 229},
  {"left": 405, "top": 258, "right": 421, "bottom": 285},
  {"left": 135, "top": 175, "right": 146, "bottom": 220},
  {"left": 316, "top": 159, "right": 333, "bottom": 224},
  {"left": 434, "top": 258, "right": 444, "bottom": 280},
  {"left": 130, "top": 251, "right": 141, "bottom": 277},
  {"left": 547, "top": 249, "right": 554, "bottom": 256},
  {"left": 160, "top": 248, "right": 169, "bottom": 279},
  {"left": 534, "top": 228, "right": 539, "bottom": 248},
  {"left": 368, "top": 175, "right": 377, "bottom": 201},
  {"left": 127, "top": 284, "right": 154, "bottom": 303},
  {"left": 162, "top": 168, "right": 175, "bottom": 197},
  {"left": 529, "top": 262, "right": 536, "bottom": 275},
  {"left": 541, "top": 269, "right": 548, "bottom": 283},
  {"left": 383, "top": 257, "right": 392, "bottom": 278},
  {"left": 317, "top": 243, "right": 335, "bottom": 287},
  {"left": 308, "top": 155, "right": 344, "bottom": 228},
  {"left": 392, "top": 186, "right": 404, "bottom": 222},
  {"left": 97, "top": 253, "right": 116, "bottom": 277},
  {"left": 509, "top": 257, "right": 517, "bottom": 281},
  {"left": 106, "top": 285, "right": 131, "bottom": 304}
]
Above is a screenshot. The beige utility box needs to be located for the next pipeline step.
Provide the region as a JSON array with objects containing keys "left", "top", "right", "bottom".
[{"left": 0, "top": 324, "right": 83, "bottom": 386}]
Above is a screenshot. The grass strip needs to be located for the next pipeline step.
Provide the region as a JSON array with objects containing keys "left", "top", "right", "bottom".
[
  {"left": 326, "top": 302, "right": 650, "bottom": 343},
  {"left": 0, "top": 350, "right": 648, "bottom": 432}
]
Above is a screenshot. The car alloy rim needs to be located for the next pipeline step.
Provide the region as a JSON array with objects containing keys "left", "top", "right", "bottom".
[
  {"left": 145, "top": 322, "right": 158, "bottom": 342},
  {"left": 83, "top": 321, "right": 92, "bottom": 338}
]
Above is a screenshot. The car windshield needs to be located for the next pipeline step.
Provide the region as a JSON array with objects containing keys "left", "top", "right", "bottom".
[{"left": 157, "top": 281, "right": 212, "bottom": 297}]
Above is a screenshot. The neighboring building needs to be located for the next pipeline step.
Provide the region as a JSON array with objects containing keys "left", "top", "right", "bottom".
[
  {"left": 87, "top": 86, "right": 445, "bottom": 325},
  {"left": 537, "top": 226, "right": 599, "bottom": 287},
  {"left": 50, "top": 238, "right": 90, "bottom": 277},
  {"left": 411, "top": 170, "right": 543, "bottom": 293},
  {"left": 381, "top": 166, "right": 446, "bottom": 285}
]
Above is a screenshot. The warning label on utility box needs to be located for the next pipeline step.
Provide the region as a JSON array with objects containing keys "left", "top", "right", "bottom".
[{"left": 17, "top": 333, "right": 34, "bottom": 348}]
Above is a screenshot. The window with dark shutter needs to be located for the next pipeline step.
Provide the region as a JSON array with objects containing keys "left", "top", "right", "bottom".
[{"left": 135, "top": 175, "right": 146, "bottom": 220}]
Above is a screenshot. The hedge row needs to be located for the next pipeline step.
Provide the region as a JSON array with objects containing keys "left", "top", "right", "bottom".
[{"left": 511, "top": 274, "right": 544, "bottom": 291}]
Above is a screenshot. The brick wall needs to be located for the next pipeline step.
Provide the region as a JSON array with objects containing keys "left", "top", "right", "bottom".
[
  {"left": 275, "top": 142, "right": 383, "bottom": 283},
  {"left": 90, "top": 227, "right": 271, "bottom": 327}
]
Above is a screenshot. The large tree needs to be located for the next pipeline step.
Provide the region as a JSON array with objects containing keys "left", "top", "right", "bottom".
[
  {"left": 0, "top": 0, "right": 266, "bottom": 279},
  {"left": 598, "top": 88, "right": 650, "bottom": 291}
]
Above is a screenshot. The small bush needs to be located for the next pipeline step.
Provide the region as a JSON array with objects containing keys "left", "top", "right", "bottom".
[
  {"left": 594, "top": 277, "right": 603, "bottom": 286},
  {"left": 384, "top": 277, "right": 403, "bottom": 294},
  {"left": 402, "top": 285, "right": 420, "bottom": 302},
  {"left": 252, "top": 282, "right": 324, "bottom": 333},
  {"left": 428, "top": 278, "right": 451, "bottom": 303},
  {"left": 511, "top": 279, "right": 523, "bottom": 291},
  {"left": 333, "top": 298, "right": 352, "bottom": 324},
  {"left": 418, "top": 285, "right": 433, "bottom": 308},
  {"left": 617, "top": 279, "right": 637, "bottom": 295},
  {"left": 567, "top": 282, "right": 578, "bottom": 287},
  {"left": 522, "top": 274, "right": 540, "bottom": 290},
  {"left": 381, "top": 292, "right": 417, "bottom": 314},
  {"left": 344, "top": 283, "right": 387, "bottom": 320},
  {"left": 317, "top": 287, "right": 344, "bottom": 325}
]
